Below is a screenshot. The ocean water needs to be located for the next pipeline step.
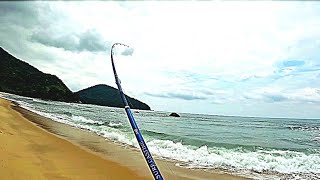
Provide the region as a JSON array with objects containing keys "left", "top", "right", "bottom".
[{"left": 1, "top": 93, "right": 319, "bottom": 179}]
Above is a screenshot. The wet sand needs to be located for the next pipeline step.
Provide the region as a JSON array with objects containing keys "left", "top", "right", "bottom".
[{"left": 0, "top": 97, "right": 249, "bottom": 179}]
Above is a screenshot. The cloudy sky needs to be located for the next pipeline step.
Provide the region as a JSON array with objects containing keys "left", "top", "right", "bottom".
[{"left": 1, "top": 1, "right": 320, "bottom": 119}]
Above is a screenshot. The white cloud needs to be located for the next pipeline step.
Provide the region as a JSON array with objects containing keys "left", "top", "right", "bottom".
[
  {"left": 244, "top": 87, "right": 320, "bottom": 104},
  {"left": 1, "top": 1, "right": 320, "bottom": 118}
]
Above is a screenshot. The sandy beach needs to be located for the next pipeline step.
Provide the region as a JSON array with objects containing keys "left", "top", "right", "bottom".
[
  {"left": 0, "top": 97, "right": 248, "bottom": 180},
  {"left": 0, "top": 97, "right": 146, "bottom": 179}
]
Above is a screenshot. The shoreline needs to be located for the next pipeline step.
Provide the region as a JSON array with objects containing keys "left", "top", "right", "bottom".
[
  {"left": 0, "top": 96, "right": 248, "bottom": 179},
  {"left": 0, "top": 97, "right": 145, "bottom": 179}
]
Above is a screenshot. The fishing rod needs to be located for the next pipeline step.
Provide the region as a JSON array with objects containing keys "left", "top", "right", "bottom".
[{"left": 110, "top": 43, "right": 164, "bottom": 180}]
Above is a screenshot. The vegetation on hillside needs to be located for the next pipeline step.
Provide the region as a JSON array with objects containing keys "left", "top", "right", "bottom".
[
  {"left": 76, "top": 84, "right": 151, "bottom": 110},
  {"left": 0, "top": 47, "right": 78, "bottom": 102}
]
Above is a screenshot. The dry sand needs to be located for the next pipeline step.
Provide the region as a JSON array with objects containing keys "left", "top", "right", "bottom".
[{"left": 0, "top": 97, "right": 249, "bottom": 180}]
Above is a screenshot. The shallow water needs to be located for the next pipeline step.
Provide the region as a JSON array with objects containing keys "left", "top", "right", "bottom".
[{"left": 2, "top": 93, "right": 319, "bottom": 179}]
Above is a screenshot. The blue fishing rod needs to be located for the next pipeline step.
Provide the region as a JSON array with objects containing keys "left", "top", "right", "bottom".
[{"left": 110, "top": 43, "right": 164, "bottom": 180}]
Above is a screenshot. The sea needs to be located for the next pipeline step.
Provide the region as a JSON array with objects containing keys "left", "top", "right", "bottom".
[{"left": 1, "top": 93, "right": 319, "bottom": 179}]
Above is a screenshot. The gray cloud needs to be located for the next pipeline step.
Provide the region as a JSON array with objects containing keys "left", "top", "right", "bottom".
[
  {"left": 31, "top": 29, "right": 110, "bottom": 52},
  {"left": 264, "top": 94, "right": 288, "bottom": 102},
  {"left": 0, "top": 2, "right": 59, "bottom": 63},
  {"left": 1, "top": 2, "right": 111, "bottom": 53},
  {"left": 145, "top": 92, "right": 207, "bottom": 100},
  {"left": 0, "top": 1, "right": 113, "bottom": 93},
  {"left": 78, "top": 29, "right": 109, "bottom": 52},
  {"left": 162, "top": 70, "right": 219, "bottom": 87},
  {"left": 243, "top": 92, "right": 288, "bottom": 103},
  {"left": 145, "top": 90, "right": 231, "bottom": 104},
  {"left": 0, "top": 2, "right": 40, "bottom": 28},
  {"left": 121, "top": 47, "right": 134, "bottom": 56},
  {"left": 243, "top": 88, "right": 320, "bottom": 104}
]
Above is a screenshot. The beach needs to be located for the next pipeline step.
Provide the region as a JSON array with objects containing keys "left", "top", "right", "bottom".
[
  {"left": 0, "top": 97, "right": 146, "bottom": 179},
  {"left": 0, "top": 97, "right": 246, "bottom": 179}
]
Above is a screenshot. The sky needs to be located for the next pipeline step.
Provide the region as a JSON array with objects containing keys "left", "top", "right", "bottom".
[{"left": 0, "top": 1, "right": 320, "bottom": 119}]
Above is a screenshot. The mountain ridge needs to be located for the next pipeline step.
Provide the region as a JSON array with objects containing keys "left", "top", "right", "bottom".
[
  {"left": 76, "top": 84, "right": 151, "bottom": 110},
  {"left": 0, "top": 47, "right": 79, "bottom": 102},
  {"left": 0, "top": 47, "right": 151, "bottom": 110}
]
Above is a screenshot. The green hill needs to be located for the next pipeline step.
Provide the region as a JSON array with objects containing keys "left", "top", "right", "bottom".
[
  {"left": 0, "top": 47, "right": 78, "bottom": 102},
  {"left": 76, "top": 84, "right": 151, "bottom": 110}
]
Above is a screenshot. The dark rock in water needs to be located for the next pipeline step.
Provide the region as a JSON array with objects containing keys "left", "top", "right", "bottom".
[{"left": 169, "top": 112, "right": 180, "bottom": 117}]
